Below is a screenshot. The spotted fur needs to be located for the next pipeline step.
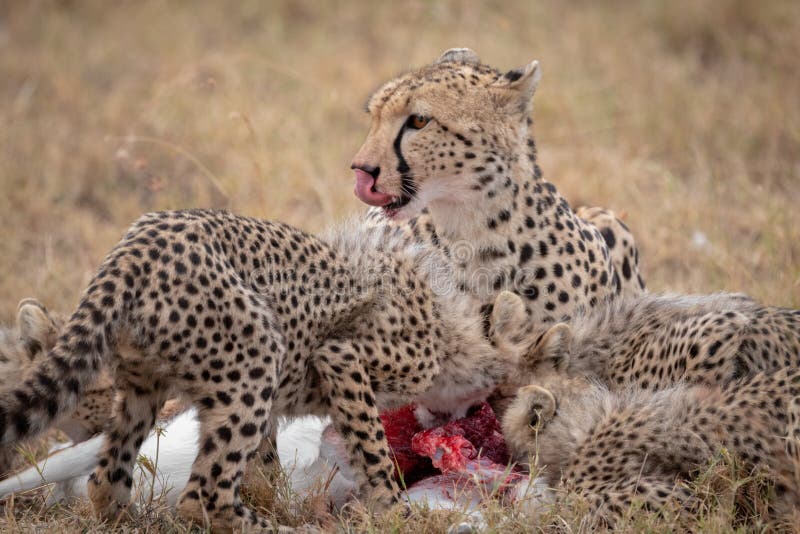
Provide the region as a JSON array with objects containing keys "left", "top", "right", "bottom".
[
  {"left": 352, "top": 48, "right": 645, "bottom": 335},
  {"left": 575, "top": 206, "right": 645, "bottom": 297},
  {"left": 0, "top": 300, "right": 114, "bottom": 474},
  {"left": 503, "top": 368, "right": 800, "bottom": 526},
  {"left": 514, "top": 292, "right": 800, "bottom": 392},
  {"left": 0, "top": 209, "right": 521, "bottom": 531}
]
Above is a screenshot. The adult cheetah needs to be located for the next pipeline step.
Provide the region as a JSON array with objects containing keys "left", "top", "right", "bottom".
[
  {"left": 352, "top": 48, "right": 645, "bottom": 334},
  {"left": 502, "top": 367, "right": 800, "bottom": 527},
  {"left": 0, "top": 209, "right": 524, "bottom": 531}
]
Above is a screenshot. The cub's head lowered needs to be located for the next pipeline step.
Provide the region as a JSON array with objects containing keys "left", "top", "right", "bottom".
[
  {"left": 352, "top": 48, "right": 541, "bottom": 222},
  {"left": 0, "top": 299, "right": 63, "bottom": 374}
]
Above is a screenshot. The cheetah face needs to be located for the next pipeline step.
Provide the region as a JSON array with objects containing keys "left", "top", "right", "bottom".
[
  {"left": 488, "top": 322, "right": 574, "bottom": 418},
  {"left": 352, "top": 48, "right": 541, "bottom": 220}
]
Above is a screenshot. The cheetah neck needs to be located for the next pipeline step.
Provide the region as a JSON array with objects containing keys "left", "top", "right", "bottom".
[
  {"left": 424, "top": 134, "right": 581, "bottom": 308},
  {"left": 428, "top": 133, "right": 566, "bottom": 248}
]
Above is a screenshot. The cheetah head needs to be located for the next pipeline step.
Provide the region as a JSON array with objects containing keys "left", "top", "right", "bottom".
[
  {"left": 486, "top": 321, "right": 575, "bottom": 418},
  {"left": 0, "top": 299, "right": 62, "bottom": 367},
  {"left": 501, "top": 373, "right": 599, "bottom": 469},
  {"left": 352, "top": 48, "right": 541, "bottom": 223}
]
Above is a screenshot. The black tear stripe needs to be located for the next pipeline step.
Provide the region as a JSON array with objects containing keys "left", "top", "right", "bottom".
[{"left": 393, "top": 124, "right": 418, "bottom": 199}]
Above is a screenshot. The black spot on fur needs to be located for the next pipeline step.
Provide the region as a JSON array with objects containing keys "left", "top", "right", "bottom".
[
  {"left": 519, "top": 244, "right": 533, "bottom": 264},
  {"left": 600, "top": 227, "right": 616, "bottom": 249}
]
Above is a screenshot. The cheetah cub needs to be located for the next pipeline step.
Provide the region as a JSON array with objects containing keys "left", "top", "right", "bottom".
[
  {"left": 502, "top": 367, "right": 800, "bottom": 527},
  {"left": 0, "top": 301, "right": 188, "bottom": 476},
  {"left": 0, "top": 209, "right": 523, "bottom": 531},
  {"left": 0, "top": 299, "right": 114, "bottom": 474},
  {"left": 490, "top": 292, "right": 800, "bottom": 415}
]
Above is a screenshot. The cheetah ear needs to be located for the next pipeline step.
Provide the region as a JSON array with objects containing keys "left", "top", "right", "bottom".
[
  {"left": 489, "top": 290, "right": 527, "bottom": 346},
  {"left": 526, "top": 322, "right": 571, "bottom": 371},
  {"left": 518, "top": 384, "right": 557, "bottom": 428},
  {"left": 17, "top": 299, "right": 58, "bottom": 355},
  {"left": 491, "top": 60, "right": 541, "bottom": 114},
  {"left": 436, "top": 47, "right": 480, "bottom": 65}
]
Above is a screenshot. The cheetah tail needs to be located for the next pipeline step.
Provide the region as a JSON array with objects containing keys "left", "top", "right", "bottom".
[{"left": 0, "top": 283, "right": 119, "bottom": 446}]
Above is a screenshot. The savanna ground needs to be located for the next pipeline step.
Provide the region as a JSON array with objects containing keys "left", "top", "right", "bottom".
[{"left": 0, "top": 0, "right": 798, "bottom": 532}]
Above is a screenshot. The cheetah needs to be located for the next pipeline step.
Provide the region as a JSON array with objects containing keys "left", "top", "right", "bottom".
[
  {"left": 502, "top": 367, "right": 800, "bottom": 527},
  {"left": 0, "top": 299, "right": 114, "bottom": 475},
  {"left": 352, "top": 48, "right": 645, "bottom": 334},
  {"left": 0, "top": 209, "right": 524, "bottom": 531},
  {"left": 0, "top": 300, "right": 190, "bottom": 477},
  {"left": 512, "top": 291, "right": 800, "bottom": 393}
]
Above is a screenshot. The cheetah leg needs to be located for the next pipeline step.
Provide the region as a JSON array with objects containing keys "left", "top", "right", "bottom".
[
  {"left": 244, "top": 420, "right": 280, "bottom": 485},
  {"left": 175, "top": 407, "right": 267, "bottom": 530},
  {"left": 253, "top": 419, "right": 279, "bottom": 466},
  {"left": 314, "top": 340, "right": 402, "bottom": 511},
  {"left": 87, "top": 382, "right": 166, "bottom": 521},
  {"left": 175, "top": 332, "right": 282, "bottom": 530},
  {"left": 776, "top": 395, "right": 800, "bottom": 519}
]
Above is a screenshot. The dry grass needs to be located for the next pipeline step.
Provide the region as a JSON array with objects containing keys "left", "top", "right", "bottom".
[
  {"left": 3, "top": 453, "right": 797, "bottom": 533},
  {"left": 0, "top": 0, "right": 799, "bottom": 531}
]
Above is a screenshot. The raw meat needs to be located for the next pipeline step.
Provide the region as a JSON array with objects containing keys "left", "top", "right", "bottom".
[
  {"left": 380, "top": 404, "right": 434, "bottom": 484},
  {"left": 411, "top": 402, "right": 510, "bottom": 470},
  {"left": 381, "top": 402, "right": 514, "bottom": 484}
]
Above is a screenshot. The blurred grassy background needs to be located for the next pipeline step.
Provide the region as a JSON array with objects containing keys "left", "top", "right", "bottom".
[{"left": 1, "top": 0, "right": 798, "bottom": 323}]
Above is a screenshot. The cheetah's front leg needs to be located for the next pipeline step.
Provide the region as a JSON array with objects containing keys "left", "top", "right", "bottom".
[
  {"left": 313, "top": 340, "right": 402, "bottom": 511},
  {"left": 88, "top": 383, "right": 166, "bottom": 521}
]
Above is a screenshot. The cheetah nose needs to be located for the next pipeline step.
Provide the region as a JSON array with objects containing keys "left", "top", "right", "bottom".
[
  {"left": 351, "top": 163, "right": 380, "bottom": 179},
  {"left": 352, "top": 166, "right": 394, "bottom": 207}
]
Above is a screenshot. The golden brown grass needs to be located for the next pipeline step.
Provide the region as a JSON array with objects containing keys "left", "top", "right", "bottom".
[
  {"left": 3, "top": 452, "right": 798, "bottom": 533},
  {"left": 0, "top": 0, "right": 799, "bottom": 531}
]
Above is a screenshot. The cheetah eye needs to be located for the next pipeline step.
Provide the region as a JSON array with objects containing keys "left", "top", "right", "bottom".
[{"left": 406, "top": 114, "right": 431, "bottom": 130}]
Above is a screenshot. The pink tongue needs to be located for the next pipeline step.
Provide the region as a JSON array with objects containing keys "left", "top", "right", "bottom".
[{"left": 354, "top": 169, "right": 395, "bottom": 207}]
